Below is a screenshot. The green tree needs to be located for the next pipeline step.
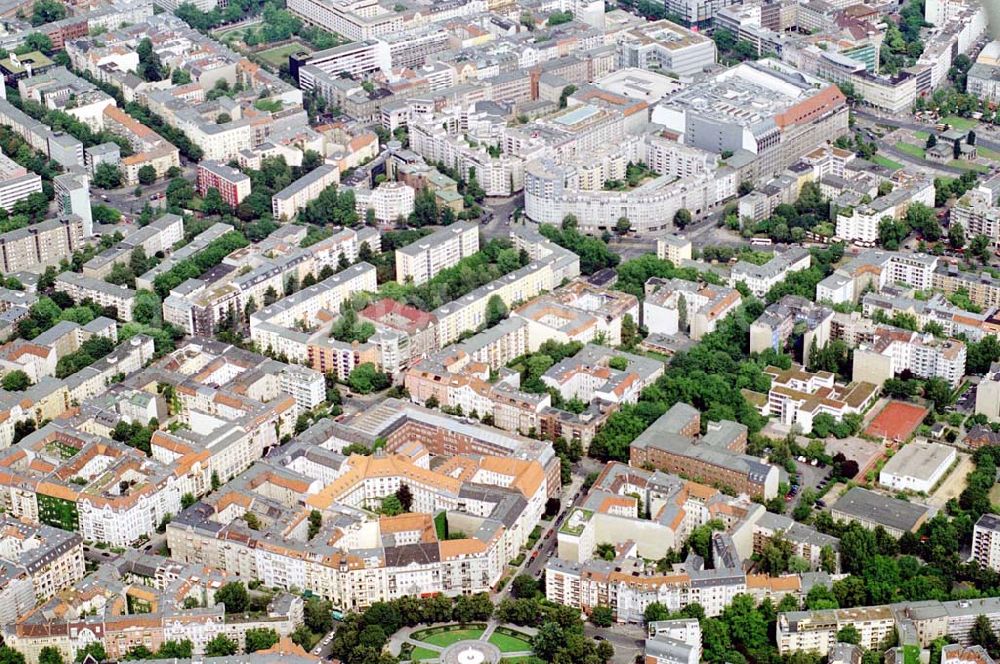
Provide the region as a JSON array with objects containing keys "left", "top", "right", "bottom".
[
  {"left": 380, "top": 494, "right": 404, "bottom": 516},
  {"left": 2, "top": 370, "right": 31, "bottom": 392},
  {"left": 156, "top": 641, "right": 192, "bottom": 659},
  {"left": 644, "top": 602, "right": 671, "bottom": 623},
  {"left": 202, "top": 187, "right": 228, "bottom": 216},
  {"left": 837, "top": 625, "right": 861, "bottom": 645},
  {"left": 93, "top": 163, "right": 122, "bottom": 189},
  {"left": 137, "top": 165, "right": 157, "bottom": 185},
  {"left": 674, "top": 208, "right": 692, "bottom": 228},
  {"left": 590, "top": 606, "right": 613, "bottom": 627},
  {"left": 308, "top": 509, "right": 323, "bottom": 539},
  {"left": 971, "top": 614, "right": 1000, "bottom": 657},
  {"left": 558, "top": 84, "right": 577, "bottom": 109},
  {"left": 74, "top": 643, "right": 106, "bottom": 663},
  {"left": 244, "top": 628, "right": 279, "bottom": 653},
  {"left": 621, "top": 313, "right": 638, "bottom": 349},
  {"left": 205, "top": 634, "right": 238, "bottom": 657},
  {"left": 949, "top": 221, "right": 966, "bottom": 249},
  {"left": 511, "top": 574, "right": 539, "bottom": 599},
  {"left": 486, "top": 294, "right": 508, "bottom": 327},
  {"left": 595, "top": 542, "right": 616, "bottom": 560},
  {"left": 348, "top": 363, "right": 391, "bottom": 394},
  {"left": 38, "top": 647, "right": 63, "bottom": 664},
  {"left": 305, "top": 597, "right": 334, "bottom": 634},
  {"left": 971, "top": 233, "right": 991, "bottom": 263},
  {"left": 31, "top": 0, "right": 66, "bottom": 25},
  {"left": 395, "top": 484, "right": 413, "bottom": 511},
  {"left": 215, "top": 581, "right": 248, "bottom": 613}
]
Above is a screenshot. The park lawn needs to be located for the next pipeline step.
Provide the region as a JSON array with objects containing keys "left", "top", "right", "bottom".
[
  {"left": 257, "top": 42, "right": 308, "bottom": 68},
  {"left": 894, "top": 142, "right": 925, "bottom": 159},
  {"left": 872, "top": 154, "right": 903, "bottom": 170},
  {"left": 941, "top": 116, "right": 978, "bottom": 132},
  {"left": 978, "top": 146, "right": 1000, "bottom": 161},
  {"left": 948, "top": 160, "right": 990, "bottom": 173},
  {"left": 215, "top": 24, "right": 251, "bottom": 40},
  {"left": 411, "top": 646, "right": 440, "bottom": 660},
  {"left": 989, "top": 482, "right": 1000, "bottom": 505},
  {"left": 488, "top": 632, "right": 533, "bottom": 653},
  {"left": 421, "top": 629, "right": 485, "bottom": 648},
  {"left": 913, "top": 130, "right": 929, "bottom": 141}
]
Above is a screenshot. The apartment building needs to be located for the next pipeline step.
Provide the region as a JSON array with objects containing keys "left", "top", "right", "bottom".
[
  {"left": 778, "top": 606, "right": 897, "bottom": 656},
  {"left": 0, "top": 151, "right": 41, "bottom": 212},
  {"left": 630, "top": 402, "right": 780, "bottom": 499},
  {"left": 168, "top": 436, "right": 546, "bottom": 610},
  {"left": 292, "top": 41, "right": 381, "bottom": 82},
  {"left": 271, "top": 163, "right": 339, "bottom": 220},
  {"left": 546, "top": 555, "right": 752, "bottom": 623},
  {"left": 973, "top": 513, "right": 1000, "bottom": 572},
  {"left": 53, "top": 172, "right": 92, "bottom": 238},
  {"left": 55, "top": 272, "right": 136, "bottom": 321},
  {"left": 951, "top": 180, "right": 1000, "bottom": 250},
  {"left": 763, "top": 364, "right": 877, "bottom": 435},
  {"left": 643, "top": 277, "right": 741, "bottom": 340},
  {"left": 835, "top": 178, "right": 935, "bottom": 243},
  {"left": 730, "top": 247, "right": 811, "bottom": 298},
  {"left": 406, "top": 227, "right": 577, "bottom": 353},
  {"left": 359, "top": 298, "right": 437, "bottom": 363},
  {"left": 395, "top": 222, "right": 479, "bottom": 286},
  {"left": 556, "top": 462, "right": 754, "bottom": 564},
  {"left": 17, "top": 67, "right": 115, "bottom": 131},
  {"left": 645, "top": 619, "right": 702, "bottom": 664},
  {"left": 344, "top": 397, "right": 560, "bottom": 496},
  {"left": 249, "top": 263, "right": 378, "bottom": 375},
  {"left": 84, "top": 142, "right": 120, "bottom": 177},
  {"left": 0, "top": 424, "right": 183, "bottom": 548},
  {"left": 196, "top": 160, "right": 251, "bottom": 207},
  {"left": 750, "top": 296, "right": 833, "bottom": 365},
  {"left": 513, "top": 280, "right": 639, "bottom": 349},
  {"left": 0, "top": 518, "right": 84, "bottom": 625},
  {"left": 0, "top": 215, "right": 85, "bottom": 273},
  {"left": 102, "top": 106, "right": 180, "bottom": 185},
  {"left": 817, "top": 250, "right": 939, "bottom": 304},
  {"left": 30, "top": 316, "right": 116, "bottom": 362},
  {"left": 853, "top": 327, "right": 967, "bottom": 388},
  {"left": 0, "top": 97, "right": 83, "bottom": 170},
  {"left": 356, "top": 181, "right": 415, "bottom": 223},
  {"left": 278, "top": 364, "right": 326, "bottom": 415},
  {"left": 5, "top": 565, "right": 302, "bottom": 664},
  {"left": 780, "top": 597, "right": 1000, "bottom": 655},
  {"left": 136, "top": 222, "right": 232, "bottom": 291},
  {"left": 732, "top": 510, "right": 841, "bottom": 573},
  {"left": 656, "top": 234, "right": 692, "bottom": 265}
]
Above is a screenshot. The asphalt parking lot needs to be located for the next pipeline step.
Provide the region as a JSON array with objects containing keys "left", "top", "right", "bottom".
[{"left": 956, "top": 382, "right": 978, "bottom": 414}]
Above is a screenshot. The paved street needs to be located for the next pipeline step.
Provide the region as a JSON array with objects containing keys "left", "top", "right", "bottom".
[
  {"left": 95, "top": 162, "right": 197, "bottom": 219},
  {"left": 584, "top": 622, "right": 645, "bottom": 664}
]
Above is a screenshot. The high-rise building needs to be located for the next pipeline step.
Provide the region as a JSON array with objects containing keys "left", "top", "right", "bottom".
[
  {"left": 197, "top": 160, "right": 251, "bottom": 208},
  {"left": 53, "top": 172, "right": 92, "bottom": 237},
  {"left": 973, "top": 514, "right": 1000, "bottom": 572},
  {"left": 395, "top": 222, "right": 479, "bottom": 286}
]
